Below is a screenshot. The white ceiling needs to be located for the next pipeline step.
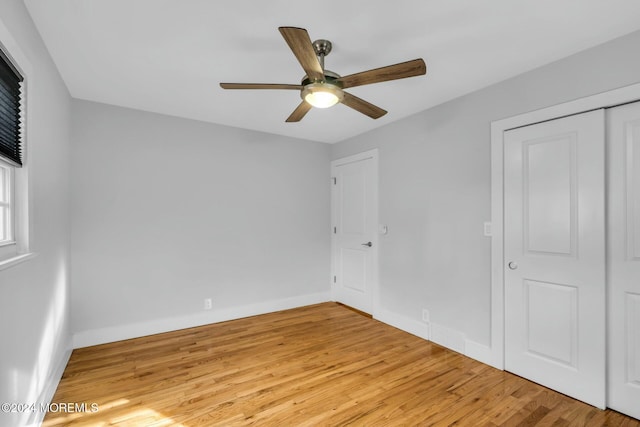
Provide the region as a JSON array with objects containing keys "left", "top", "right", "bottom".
[{"left": 24, "top": 0, "right": 640, "bottom": 143}]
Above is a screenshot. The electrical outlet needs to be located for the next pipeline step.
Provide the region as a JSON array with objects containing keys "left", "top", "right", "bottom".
[
  {"left": 422, "top": 309, "right": 430, "bottom": 323},
  {"left": 483, "top": 221, "right": 492, "bottom": 237},
  {"left": 204, "top": 298, "right": 212, "bottom": 310}
]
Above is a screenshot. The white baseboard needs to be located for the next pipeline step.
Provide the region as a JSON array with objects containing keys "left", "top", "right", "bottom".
[
  {"left": 73, "top": 292, "right": 331, "bottom": 349},
  {"left": 73, "top": 294, "right": 499, "bottom": 370},
  {"left": 374, "top": 308, "right": 497, "bottom": 368},
  {"left": 374, "top": 308, "right": 430, "bottom": 341},
  {"left": 24, "top": 345, "right": 72, "bottom": 427},
  {"left": 430, "top": 322, "right": 466, "bottom": 354},
  {"left": 464, "top": 339, "right": 497, "bottom": 367}
]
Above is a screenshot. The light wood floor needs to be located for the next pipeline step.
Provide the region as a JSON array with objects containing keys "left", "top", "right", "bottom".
[{"left": 44, "top": 303, "right": 639, "bottom": 426}]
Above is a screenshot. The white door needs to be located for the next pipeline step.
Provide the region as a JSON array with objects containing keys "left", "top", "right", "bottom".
[
  {"left": 331, "top": 150, "right": 378, "bottom": 314},
  {"left": 607, "top": 101, "right": 640, "bottom": 419},
  {"left": 504, "top": 109, "right": 606, "bottom": 408}
]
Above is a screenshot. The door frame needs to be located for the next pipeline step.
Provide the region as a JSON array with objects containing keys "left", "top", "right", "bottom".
[
  {"left": 331, "top": 149, "right": 379, "bottom": 316},
  {"left": 490, "top": 82, "right": 640, "bottom": 369}
]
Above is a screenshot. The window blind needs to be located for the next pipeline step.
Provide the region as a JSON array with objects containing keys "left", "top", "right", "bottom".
[{"left": 0, "top": 48, "right": 23, "bottom": 167}]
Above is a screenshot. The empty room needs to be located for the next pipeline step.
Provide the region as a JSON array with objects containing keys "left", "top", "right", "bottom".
[{"left": 2, "top": 0, "right": 640, "bottom": 426}]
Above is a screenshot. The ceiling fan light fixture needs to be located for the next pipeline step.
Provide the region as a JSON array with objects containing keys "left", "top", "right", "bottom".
[
  {"left": 221, "top": 27, "right": 426, "bottom": 121},
  {"left": 301, "top": 82, "right": 344, "bottom": 108}
]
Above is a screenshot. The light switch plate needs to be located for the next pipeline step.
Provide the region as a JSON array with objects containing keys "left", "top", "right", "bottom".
[{"left": 483, "top": 221, "right": 492, "bottom": 237}]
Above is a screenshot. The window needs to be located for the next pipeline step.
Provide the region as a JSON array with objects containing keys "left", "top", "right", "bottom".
[
  {"left": 0, "top": 160, "right": 13, "bottom": 244},
  {"left": 0, "top": 47, "right": 23, "bottom": 167},
  {"left": 0, "top": 39, "right": 30, "bottom": 268}
]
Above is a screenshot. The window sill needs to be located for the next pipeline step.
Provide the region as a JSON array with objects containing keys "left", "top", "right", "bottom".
[{"left": 0, "top": 252, "right": 37, "bottom": 271}]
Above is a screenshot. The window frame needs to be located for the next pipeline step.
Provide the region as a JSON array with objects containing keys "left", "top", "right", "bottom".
[
  {"left": 0, "top": 158, "right": 15, "bottom": 246},
  {"left": 0, "top": 20, "right": 34, "bottom": 271}
]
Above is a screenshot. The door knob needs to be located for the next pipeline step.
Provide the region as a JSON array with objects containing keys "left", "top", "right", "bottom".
[
  {"left": 508, "top": 261, "right": 518, "bottom": 270},
  {"left": 361, "top": 242, "right": 372, "bottom": 247}
]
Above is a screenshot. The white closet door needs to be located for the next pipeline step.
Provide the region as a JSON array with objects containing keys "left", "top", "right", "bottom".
[
  {"left": 607, "top": 101, "right": 640, "bottom": 420},
  {"left": 504, "top": 109, "right": 606, "bottom": 408}
]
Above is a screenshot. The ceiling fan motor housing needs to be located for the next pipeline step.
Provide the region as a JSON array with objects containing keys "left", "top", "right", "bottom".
[{"left": 301, "top": 69, "right": 342, "bottom": 86}]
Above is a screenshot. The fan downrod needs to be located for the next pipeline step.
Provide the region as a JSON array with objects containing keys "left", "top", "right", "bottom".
[{"left": 312, "top": 39, "right": 332, "bottom": 70}]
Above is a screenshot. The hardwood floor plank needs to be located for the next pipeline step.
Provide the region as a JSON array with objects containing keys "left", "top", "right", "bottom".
[{"left": 43, "top": 303, "right": 640, "bottom": 426}]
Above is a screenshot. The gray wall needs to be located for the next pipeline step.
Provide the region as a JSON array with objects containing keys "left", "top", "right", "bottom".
[
  {"left": 0, "top": 1, "right": 72, "bottom": 426},
  {"left": 70, "top": 101, "right": 331, "bottom": 338},
  {"left": 331, "top": 29, "right": 640, "bottom": 346}
]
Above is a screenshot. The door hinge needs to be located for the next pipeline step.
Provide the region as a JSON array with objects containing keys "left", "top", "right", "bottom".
[
  {"left": 333, "top": 276, "right": 336, "bottom": 283},
  {"left": 332, "top": 177, "right": 337, "bottom": 185},
  {"left": 333, "top": 226, "right": 337, "bottom": 234}
]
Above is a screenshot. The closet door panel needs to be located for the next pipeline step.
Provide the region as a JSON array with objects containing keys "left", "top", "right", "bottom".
[
  {"left": 504, "top": 109, "right": 606, "bottom": 409},
  {"left": 607, "top": 101, "right": 640, "bottom": 420}
]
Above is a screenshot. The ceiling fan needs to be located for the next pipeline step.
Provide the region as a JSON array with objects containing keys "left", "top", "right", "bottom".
[{"left": 220, "top": 27, "right": 427, "bottom": 122}]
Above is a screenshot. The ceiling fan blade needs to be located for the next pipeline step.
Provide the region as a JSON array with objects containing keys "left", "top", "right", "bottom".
[
  {"left": 341, "top": 92, "right": 387, "bottom": 119},
  {"left": 337, "top": 59, "right": 426, "bottom": 89},
  {"left": 220, "top": 83, "right": 303, "bottom": 90},
  {"left": 286, "top": 101, "right": 312, "bottom": 122},
  {"left": 278, "top": 27, "right": 324, "bottom": 82}
]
